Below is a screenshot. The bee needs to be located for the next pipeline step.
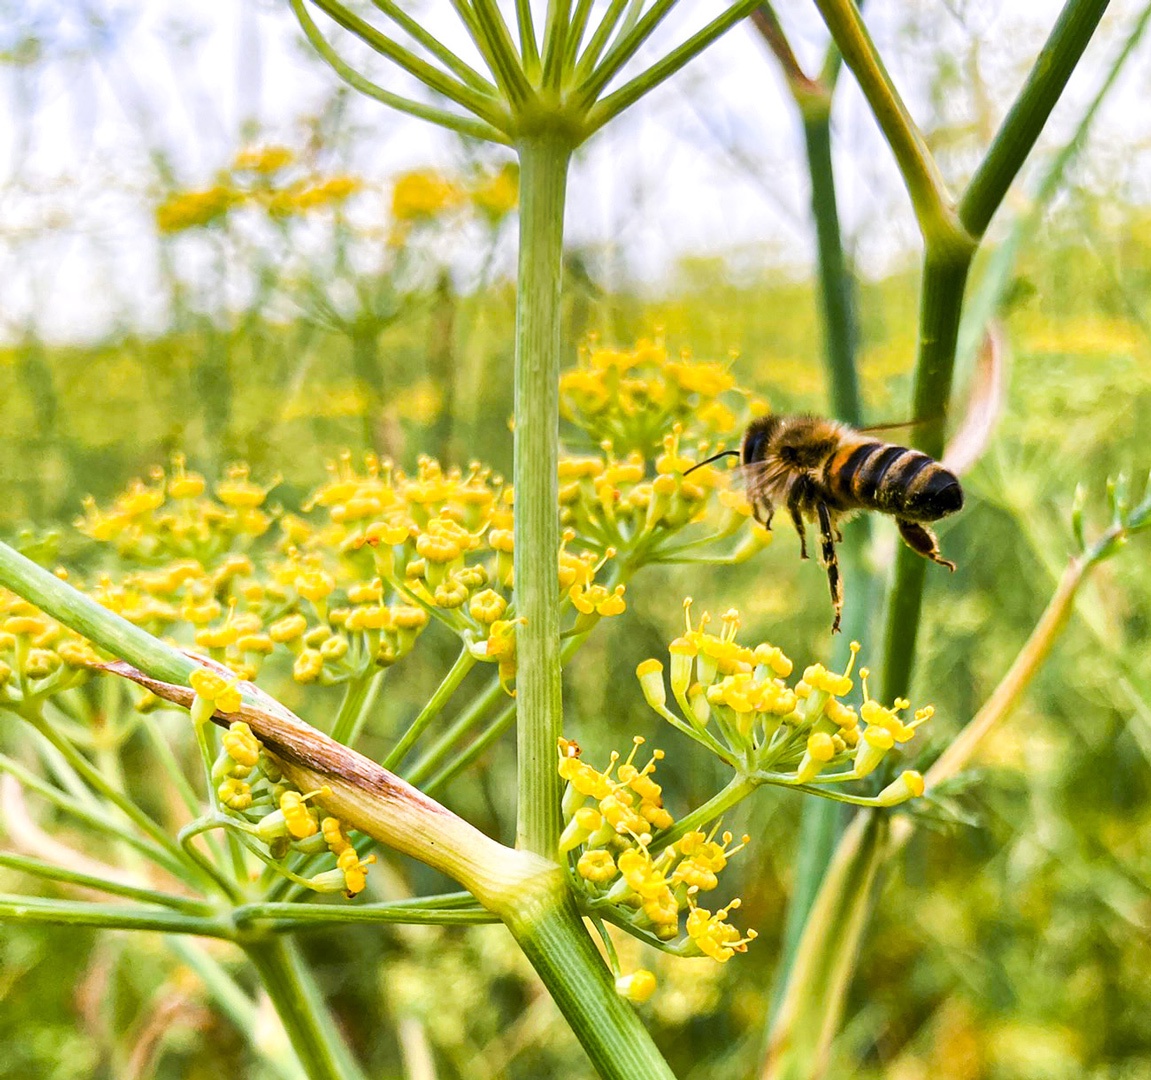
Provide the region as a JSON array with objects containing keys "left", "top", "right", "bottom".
[{"left": 687, "top": 415, "right": 964, "bottom": 633}]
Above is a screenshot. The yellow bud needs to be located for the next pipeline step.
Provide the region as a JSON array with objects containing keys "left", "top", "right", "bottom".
[{"left": 615, "top": 969, "right": 657, "bottom": 1003}]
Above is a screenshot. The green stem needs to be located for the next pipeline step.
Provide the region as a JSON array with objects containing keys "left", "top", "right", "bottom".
[
  {"left": 584, "top": 0, "right": 761, "bottom": 132},
  {"left": 880, "top": 251, "right": 970, "bottom": 702},
  {"left": 402, "top": 675, "right": 505, "bottom": 784},
  {"left": 0, "top": 894, "right": 231, "bottom": 936},
  {"left": 958, "top": 0, "right": 1112, "bottom": 237},
  {"left": 244, "top": 936, "right": 365, "bottom": 1080},
  {"left": 423, "top": 702, "right": 516, "bottom": 794},
  {"left": 513, "top": 132, "right": 572, "bottom": 857},
  {"left": 505, "top": 881, "right": 677, "bottom": 1080},
  {"left": 383, "top": 649, "right": 475, "bottom": 768},
  {"left": 810, "top": 0, "right": 962, "bottom": 245},
  {"left": 0, "top": 541, "right": 195, "bottom": 684},
  {"left": 369, "top": 0, "right": 497, "bottom": 94},
  {"left": 958, "top": 0, "right": 1150, "bottom": 372},
  {"left": 330, "top": 669, "right": 384, "bottom": 746},
  {"left": 650, "top": 774, "right": 757, "bottom": 852},
  {"left": 291, "top": 0, "right": 510, "bottom": 142},
  {"left": 0, "top": 851, "right": 211, "bottom": 914},
  {"left": 573, "top": 0, "right": 629, "bottom": 81},
  {"left": 309, "top": 0, "right": 504, "bottom": 122},
  {"left": 763, "top": 812, "right": 887, "bottom": 1080},
  {"left": 233, "top": 898, "right": 498, "bottom": 929},
  {"left": 165, "top": 937, "right": 307, "bottom": 1080},
  {"left": 802, "top": 111, "right": 861, "bottom": 425}
]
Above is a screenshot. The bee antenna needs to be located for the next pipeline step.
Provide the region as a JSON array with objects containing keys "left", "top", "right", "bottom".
[{"left": 683, "top": 450, "right": 741, "bottom": 476}]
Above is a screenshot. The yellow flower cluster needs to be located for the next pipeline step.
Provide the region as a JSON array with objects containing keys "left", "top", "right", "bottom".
[
  {"left": 0, "top": 583, "right": 101, "bottom": 712},
  {"left": 557, "top": 425, "right": 770, "bottom": 562},
  {"left": 560, "top": 336, "right": 767, "bottom": 457},
  {"left": 155, "top": 145, "right": 362, "bottom": 235},
  {"left": 211, "top": 714, "right": 374, "bottom": 897},
  {"left": 558, "top": 736, "right": 756, "bottom": 962},
  {"left": 635, "top": 602, "right": 932, "bottom": 807},
  {"left": 76, "top": 456, "right": 272, "bottom": 561},
  {"left": 390, "top": 162, "right": 519, "bottom": 232}
]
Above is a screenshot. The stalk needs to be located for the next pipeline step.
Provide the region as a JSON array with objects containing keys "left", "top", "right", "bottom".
[
  {"left": 880, "top": 252, "right": 970, "bottom": 701},
  {"left": 512, "top": 132, "right": 572, "bottom": 858},
  {"left": 244, "top": 936, "right": 365, "bottom": 1080},
  {"left": 504, "top": 882, "right": 678, "bottom": 1080}
]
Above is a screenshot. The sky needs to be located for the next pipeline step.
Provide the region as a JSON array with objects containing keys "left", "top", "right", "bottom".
[{"left": 1, "top": 0, "right": 1149, "bottom": 342}]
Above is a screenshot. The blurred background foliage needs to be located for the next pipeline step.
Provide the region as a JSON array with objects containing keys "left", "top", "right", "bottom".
[{"left": 3, "top": 0, "right": 1151, "bottom": 1078}]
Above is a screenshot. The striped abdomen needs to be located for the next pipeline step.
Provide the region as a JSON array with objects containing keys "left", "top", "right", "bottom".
[{"left": 823, "top": 441, "right": 963, "bottom": 522}]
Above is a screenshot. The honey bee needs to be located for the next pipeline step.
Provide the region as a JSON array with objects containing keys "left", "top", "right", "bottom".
[{"left": 687, "top": 415, "right": 964, "bottom": 633}]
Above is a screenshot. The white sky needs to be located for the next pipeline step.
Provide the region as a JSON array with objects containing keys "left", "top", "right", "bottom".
[{"left": 1, "top": 0, "right": 1149, "bottom": 342}]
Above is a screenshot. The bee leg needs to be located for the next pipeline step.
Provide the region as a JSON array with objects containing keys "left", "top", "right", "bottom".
[
  {"left": 817, "top": 503, "right": 844, "bottom": 634},
  {"left": 788, "top": 484, "right": 810, "bottom": 558},
  {"left": 789, "top": 504, "right": 808, "bottom": 559},
  {"left": 753, "top": 499, "right": 775, "bottom": 530},
  {"left": 897, "top": 519, "right": 957, "bottom": 571}
]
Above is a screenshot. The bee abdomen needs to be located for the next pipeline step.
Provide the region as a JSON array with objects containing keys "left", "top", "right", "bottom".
[{"left": 830, "top": 442, "right": 953, "bottom": 516}]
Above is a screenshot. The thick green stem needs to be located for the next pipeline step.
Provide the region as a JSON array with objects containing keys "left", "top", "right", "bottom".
[
  {"left": 880, "top": 252, "right": 970, "bottom": 701},
  {"left": 505, "top": 880, "right": 677, "bottom": 1080},
  {"left": 513, "top": 133, "right": 571, "bottom": 857},
  {"left": 244, "top": 936, "right": 365, "bottom": 1080}
]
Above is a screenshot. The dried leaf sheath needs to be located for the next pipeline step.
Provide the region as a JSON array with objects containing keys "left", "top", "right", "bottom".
[{"left": 103, "top": 659, "right": 554, "bottom": 909}]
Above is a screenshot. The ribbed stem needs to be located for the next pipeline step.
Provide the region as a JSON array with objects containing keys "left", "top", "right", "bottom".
[
  {"left": 513, "top": 133, "right": 572, "bottom": 857},
  {"left": 506, "top": 881, "right": 677, "bottom": 1080}
]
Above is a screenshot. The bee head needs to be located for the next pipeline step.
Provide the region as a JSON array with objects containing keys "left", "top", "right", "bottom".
[{"left": 741, "top": 416, "right": 780, "bottom": 466}]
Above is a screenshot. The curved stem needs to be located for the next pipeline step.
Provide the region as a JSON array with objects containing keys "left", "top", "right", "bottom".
[
  {"left": 584, "top": 0, "right": 761, "bottom": 132},
  {"left": 369, "top": 0, "right": 497, "bottom": 95},
  {"left": 810, "top": 0, "right": 965, "bottom": 248},
  {"left": 307, "top": 0, "right": 509, "bottom": 131},
  {"left": 513, "top": 133, "right": 572, "bottom": 857},
  {"left": 649, "top": 774, "right": 757, "bottom": 852},
  {"left": 293, "top": 0, "right": 509, "bottom": 142}
]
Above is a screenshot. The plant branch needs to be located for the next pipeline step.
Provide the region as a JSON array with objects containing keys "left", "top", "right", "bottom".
[
  {"left": 369, "top": 0, "right": 498, "bottom": 94},
  {"left": 308, "top": 0, "right": 508, "bottom": 125},
  {"left": 810, "top": 0, "right": 963, "bottom": 247},
  {"left": 0, "top": 894, "right": 231, "bottom": 936},
  {"left": 586, "top": 0, "right": 762, "bottom": 132}
]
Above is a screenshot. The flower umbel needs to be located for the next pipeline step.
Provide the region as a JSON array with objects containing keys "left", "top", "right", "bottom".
[
  {"left": 559, "top": 737, "right": 755, "bottom": 962},
  {"left": 635, "top": 602, "right": 933, "bottom": 807}
]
